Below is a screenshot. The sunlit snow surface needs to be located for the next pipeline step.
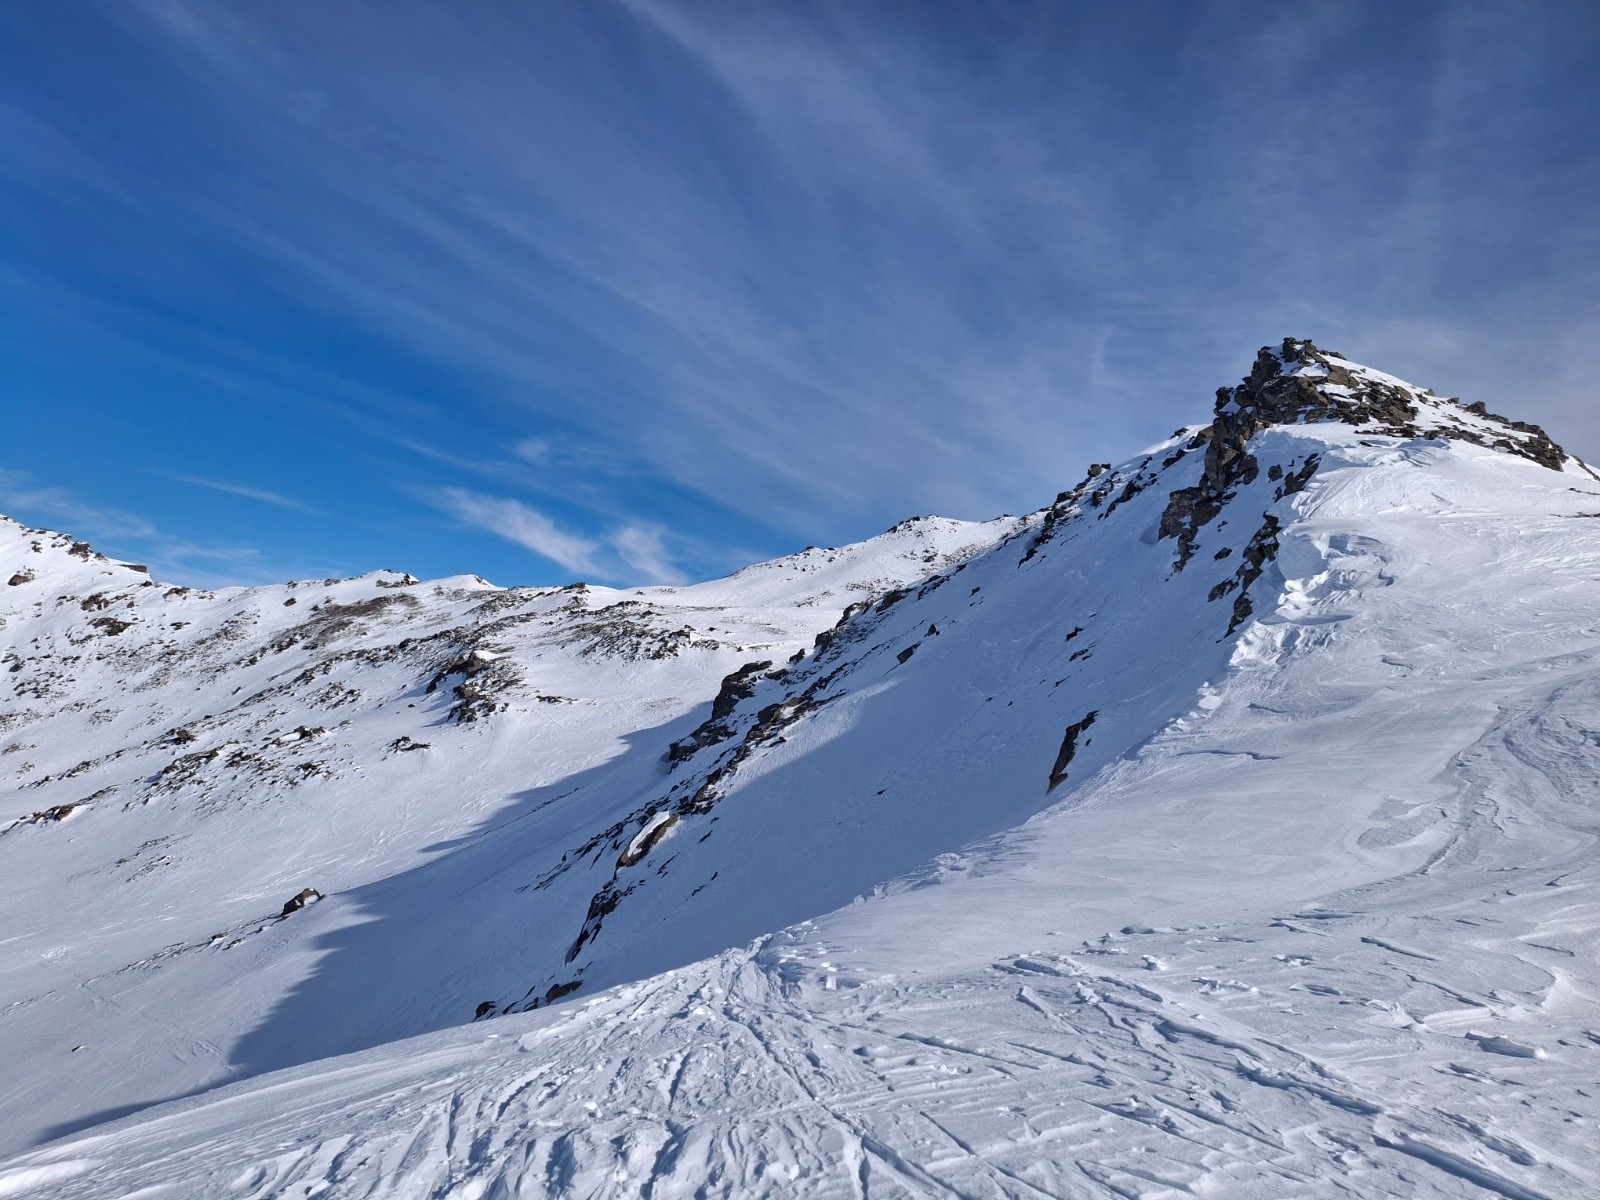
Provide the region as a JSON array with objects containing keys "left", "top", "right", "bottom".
[{"left": 3, "top": 355, "right": 1600, "bottom": 1197}]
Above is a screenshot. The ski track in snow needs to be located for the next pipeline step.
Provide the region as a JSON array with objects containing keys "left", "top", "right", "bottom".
[
  {"left": 4, "top": 345, "right": 1600, "bottom": 1197},
  {"left": 11, "top": 778, "right": 1596, "bottom": 1200}
]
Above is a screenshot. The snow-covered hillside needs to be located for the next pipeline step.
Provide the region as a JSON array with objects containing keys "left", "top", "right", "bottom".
[
  {"left": 4, "top": 340, "right": 1599, "bottom": 1198},
  {"left": 0, "top": 507, "right": 1014, "bottom": 1156}
]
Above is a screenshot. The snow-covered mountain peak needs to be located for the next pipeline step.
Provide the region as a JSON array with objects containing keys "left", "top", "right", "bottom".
[
  {"left": 1218, "top": 337, "right": 1576, "bottom": 472},
  {"left": 5, "top": 344, "right": 1600, "bottom": 1198},
  {"left": 1140, "top": 338, "right": 1595, "bottom": 580}
]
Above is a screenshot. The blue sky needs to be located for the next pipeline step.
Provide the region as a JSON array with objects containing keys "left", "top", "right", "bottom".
[{"left": 4, "top": 1, "right": 1598, "bottom": 588}]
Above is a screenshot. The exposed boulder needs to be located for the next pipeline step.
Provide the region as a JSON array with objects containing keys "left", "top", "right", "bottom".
[
  {"left": 618, "top": 811, "right": 678, "bottom": 867},
  {"left": 9, "top": 803, "right": 82, "bottom": 828},
  {"left": 279, "top": 887, "right": 323, "bottom": 917}
]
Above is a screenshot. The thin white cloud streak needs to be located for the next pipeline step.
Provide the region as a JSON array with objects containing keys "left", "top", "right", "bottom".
[
  {"left": 610, "top": 525, "right": 686, "bottom": 586},
  {"left": 0, "top": 470, "right": 159, "bottom": 543},
  {"left": 433, "top": 487, "right": 686, "bottom": 585},
  {"left": 168, "top": 474, "right": 320, "bottom": 514},
  {"left": 434, "top": 488, "right": 605, "bottom": 579}
]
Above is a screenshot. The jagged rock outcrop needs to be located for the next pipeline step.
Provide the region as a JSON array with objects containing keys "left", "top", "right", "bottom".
[
  {"left": 1159, "top": 338, "right": 1581, "bottom": 573},
  {"left": 1047, "top": 710, "right": 1098, "bottom": 791},
  {"left": 666, "top": 660, "right": 776, "bottom": 764}
]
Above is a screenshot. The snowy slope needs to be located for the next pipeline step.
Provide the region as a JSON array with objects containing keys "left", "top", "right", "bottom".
[
  {"left": 4, "top": 340, "right": 1600, "bottom": 1198},
  {"left": 0, "top": 510, "right": 1013, "bottom": 1155}
]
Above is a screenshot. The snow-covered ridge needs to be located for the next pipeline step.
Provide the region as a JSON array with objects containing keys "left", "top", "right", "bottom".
[{"left": 4, "top": 341, "right": 1600, "bottom": 1198}]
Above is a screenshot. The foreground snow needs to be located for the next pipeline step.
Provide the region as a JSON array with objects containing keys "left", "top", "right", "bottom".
[{"left": 3, "top": 342, "right": 1599, "bottom": 1197}]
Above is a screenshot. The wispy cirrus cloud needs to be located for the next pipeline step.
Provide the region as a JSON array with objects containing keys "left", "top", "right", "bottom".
[
  {"left": 4, "top": 1, "right": 1597, "bottom": 589},
  {"left": 609, "top": 525, "right": 685, "bottom": 586},
  {"left": 126, "top": 3, "right": 1600, "bottom": 474},
  {"left": 166, "top": 474, "right": 320, "bottom": 515},
  {"left": 433, "top": 488, "right": 605, "bottom": 579},
  {"left": 433, "top": 487, "right": 686, "bottom": 586}
]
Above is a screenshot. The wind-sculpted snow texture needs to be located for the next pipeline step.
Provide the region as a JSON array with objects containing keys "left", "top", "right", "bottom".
[{"left": 5, "top": 341, "right": 1600, "bottom": 1198}]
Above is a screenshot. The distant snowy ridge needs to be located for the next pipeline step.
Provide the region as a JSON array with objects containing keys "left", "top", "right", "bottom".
[{"left": 3, "top": 340, "right": 1599, "bottom": 1199}]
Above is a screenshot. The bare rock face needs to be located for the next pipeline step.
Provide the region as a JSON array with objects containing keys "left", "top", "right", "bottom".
[
  {"left": 1047, "top": 710, "right": 1098, "bottom": 791},
  {"left": 666, "top": 660, "right": 775, "bottom": 764}
]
